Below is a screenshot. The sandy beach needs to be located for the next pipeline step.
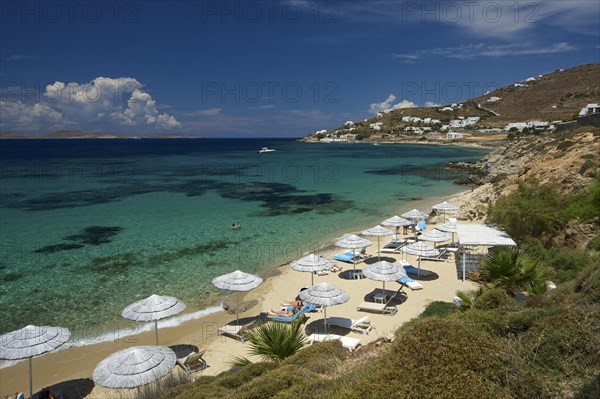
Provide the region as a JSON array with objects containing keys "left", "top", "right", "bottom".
[{"left": 0, "top": 191, "right": 479, "bottom": 398}]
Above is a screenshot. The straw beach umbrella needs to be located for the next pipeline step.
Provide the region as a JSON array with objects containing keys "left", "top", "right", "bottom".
[
  {"left": 402, "top": 242, "right": 440, "bottom": 276},
  {"left": 361, "top": 225, "right": 393, "bottom": 261},
  {"left": 401, "top": 209, "right": 429, "bottom": 221},
  {"left": 437, "top": 218, "right": 458, "bottom": 243},
  {"left": 432, "top": 201, "right": 458, "bottom": 221},
  {"left": 335, "top": 234, "right": 372, "bottom": 275},
  {"left": 122, "top": 294, "right": 186, "bottom": 345},
  {"left": 212, "top": 270, "right": 263, "bottom": 325},
  {"left": 93, "top": 345, "right": 176, "bottom": 389},
  {"left": 290, "top": 253, "right": 334, "bottom": 286},
  {"left": 0, "top": 325, "right": 71, "bottom": 399},
  {"left": 381, "top": 215, "right": 412, "bottom": 241},
  {"left": 299, "top": 283, "right": 349, "bottom": 333},
  {"left": 417, "top": 229, "right": 451, "bottom": 248},
  {"left": 362, "top": 261, "right": 406, "bottom": 292}
]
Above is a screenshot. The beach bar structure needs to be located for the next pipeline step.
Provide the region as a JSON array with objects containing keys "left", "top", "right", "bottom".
[{"left": 456, "top": 224, "right": 517, "bottom": 281}]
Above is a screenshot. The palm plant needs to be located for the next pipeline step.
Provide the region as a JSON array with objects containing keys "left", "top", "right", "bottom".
[
  {"left": 478, "top": 247, "right": 551, "bottom": 295},
  {"left": 245, "top": 320, "right": 307, "bottom": 362}
]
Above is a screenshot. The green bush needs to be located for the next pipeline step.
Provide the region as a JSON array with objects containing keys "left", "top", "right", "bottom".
[
  {"left": 419, "top": 301, "right": 456, "bottom": 317},
  {"left": 524, "top": 239, "right": 597, "bottom": 282},
  {"left": 487, "top": 180, "right": 568, "bottom": 244},
  {"left": 473, "top": 288, "right": 515, "bottom": 310},
  {"left": 588, "top": 234, "right": 600, "bottom": 251},
  {"left": 334, "top": 319, "right": 548, "bottom": 399}
]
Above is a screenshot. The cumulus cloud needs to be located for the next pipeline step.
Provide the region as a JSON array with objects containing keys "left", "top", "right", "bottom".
[
  {"left": 424, "top": 101, "right": 441, "bottom": 107},
  {"left": 0, "top": 77, "right": 180, "bottom": 132},
  {"left": 369, "top": 95, "right": 416, "bottom": 114}
]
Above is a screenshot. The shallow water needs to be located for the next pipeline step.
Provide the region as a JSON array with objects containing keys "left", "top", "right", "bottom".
[{"left": 0, "top": 138, "right": 488, "bottom": 337}]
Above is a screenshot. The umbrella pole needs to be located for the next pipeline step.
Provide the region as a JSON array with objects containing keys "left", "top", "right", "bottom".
[
  {"left": 352, "top": 249, "right": 356, "bottom": 274},
  {"left": 29, "top": 357, "right": 32, "bottom": 399},
  {"left": 236, "top": 292, "right": 240, "bottom": 326},
  {"left": 324, "top": 307, "right": 327, "bottom": 334},
  {"left": 418, "top": 257, "right": 421, "bottom": 277},
  {"left": 311, "top": 272, "right": 314, "bottom": 286},
  {"left": 154, "top": 320, "right": 159, "bottom": 345},
  {"left": 377, "top": 237, "right": 380, "bottom": 261}
]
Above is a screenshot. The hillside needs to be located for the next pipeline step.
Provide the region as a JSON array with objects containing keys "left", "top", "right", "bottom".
[{"left": 304, "top": 64, "right": 600, "bottom": 143}]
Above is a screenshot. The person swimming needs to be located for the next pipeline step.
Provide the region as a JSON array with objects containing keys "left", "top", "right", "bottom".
[{"left": 231, "top": 222, "right": 241, "bottom": 229}]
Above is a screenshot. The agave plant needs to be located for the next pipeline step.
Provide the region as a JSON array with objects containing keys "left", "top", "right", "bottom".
[
  {"left": 245, "top": 320, "right": 307, "bottom": 362},
  {"left": 478, "top": 247, "right": 552, "bottom": 295}
]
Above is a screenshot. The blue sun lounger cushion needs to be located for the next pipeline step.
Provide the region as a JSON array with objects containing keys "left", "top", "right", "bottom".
[
  {"left": 270, "top": 308, "right": 307, "bottom": 323},
  {"left": 402, "top": 265, "right": 434, "bottom": 277},
  {"left": 333, "top": 251, "right": 358, "bottom": 263}
]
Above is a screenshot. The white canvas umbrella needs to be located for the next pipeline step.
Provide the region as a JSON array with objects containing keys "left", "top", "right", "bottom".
[
  {"left": 335, "top": 234, "right": 372, "bottom": 275},
  {"left": 361, "top": 225, "right": 393, "bottom": 261},
  {"left": 122, "top": 294, "right": 186, "bottom": 345},
  {"left": 93, "top": 345, "right": 176, "bottom": 389},
  {"left": 299, "top": 283, "right": 349, "bottom": 333},
  {"left": 212, "top": 270, "right": 263, "bottom": 325},
  {"left": 0, "top": 325, "right": 70, "bottom": 399},
  {"left": 437, "top": 218, "right": 458, "bottom": 243},
  {"left": 381, "top": 215, "right": 412, "bottom": 241},
  {"left": 417, "top": 229, "right": 451, "bottom": 248},
  {"left": 432, "top": 201, "right": 458, "bottom": 221},
  {"left": 362, "top": 261, "right": 406, "bottom": 292},
  {"left": 290, "top": 254, "right": 334, "bottom": 286},
  {"left": 401, "top": 208, "right": 429, "bottom": 221},
  {"left": 402, "top": 242, "right": 440, "bottom": 276}
]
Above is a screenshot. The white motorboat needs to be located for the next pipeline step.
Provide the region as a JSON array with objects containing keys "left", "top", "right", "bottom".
[{"left": 258, "top": 147, "right": 276, "bottom": 153}]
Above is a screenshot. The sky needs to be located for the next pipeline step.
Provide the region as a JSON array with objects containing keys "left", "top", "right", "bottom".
[{"left": 1, "top": 0, "right": 599, "bottom": 137}]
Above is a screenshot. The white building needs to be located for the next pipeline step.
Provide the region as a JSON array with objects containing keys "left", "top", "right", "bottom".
[
  {"left": 578, "top": 103, "right": 600, "bottom": 118},
  {"left": 431, "top": 119, "right": 441, "bottom": 125},
  {"left": 344, "top": 121, "right": 354, "bottom": 127},
  {"left": 527, "top": 121, "right": 550, "bottom": 129},
  {"left": 514, "top": 83, "right": 528, "bottom": 88},
  {"left": 487, "top": 96, "right": 502, "bottom": 102},
  {"left": 377, "top": 112, "right": 384, "bottom": 118},
  {"left": 447, "top": 132, "right": 464, "bottom": 139},
  {"left": 401, "top": 116, "right": 411, "bottom": 123},
  {"left": 440, "top": 107, "right": 453, "bottom": 112},
  {"left": 504, "top": 122, "right": 528, "bottom": 131},
  {"left": 369, "top": 122, "right": 383, "bottom": 130},
  {"left": 525, "top": 77, "right": 536, "bottom": 82}
]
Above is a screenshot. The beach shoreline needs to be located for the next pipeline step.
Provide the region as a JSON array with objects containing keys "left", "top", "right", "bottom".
[{"left": 0, "top": 185, "right": 479, "bottom": 397}]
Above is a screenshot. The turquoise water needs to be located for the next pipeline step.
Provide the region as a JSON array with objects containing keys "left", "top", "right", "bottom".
[{"left": 0, "top": 139, "right": 488, "bottom": 338}]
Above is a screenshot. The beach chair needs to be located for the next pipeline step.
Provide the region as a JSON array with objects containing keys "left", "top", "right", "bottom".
[
  {"left": 326, "top": 315, "right": 373, "bottom": 334},
  {"left": 15, "top": 393, "right": 24, "bottom": 399},
  {"left": 307, "top": 333, "right": 362, "bottom": 352},
  {"left": 176, "top": 349, "right": 207, "bottom": 373},
  {"left": 332, "top": 251, "right": 361, "bottom": 263},
  {"left": 402, "top": 264, "right": 435, "bottom": 278},
  {"left": 218, "top": 319, "right": 261, "bottom": 342},
  {"left": 268, "top": 304, "right": 312, "bottom": 323},
  {"left": 420, "top": 249, "right": 450, "bottom": 262},
  {"left": 398, "top": 275, "right": 423, "bottom": 290}
]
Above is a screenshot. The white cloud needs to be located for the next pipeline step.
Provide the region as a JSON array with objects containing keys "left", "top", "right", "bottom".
[
  {"left": 1, "top": 77, "right": 180, "bottom": 132},
  {"left": 394, "top": 42, "right": 577, "bottom": 61},
  {"left": 424, "top": 101, "right": 441, "bottom": 107},
  {"left": 369, "top": 95, "right": 416, "bottom": 114},
  {"left": 184, "top": 108, "right": 223, "bottom": 117}
]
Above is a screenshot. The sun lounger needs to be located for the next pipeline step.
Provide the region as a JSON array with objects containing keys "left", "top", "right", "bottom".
[
  {"left": 176, "top": 350, "right": 207, "bottom": 373},
  {"left": 398, "top": 275, "right": 423, "bottom": 290},
  {"left": 268, "top": 304, "right": 314, "bottom": 323},
  {"left": 356, "top": 301, "right": 397, "bottom": 315},
  {"left": 333, "top": 251, "right": 361, "bottom": 263},
  {"left": 326, "top": 315, "right": 373, "bottom": 334},
  {"left": 402, "top": 264, "right": 434, "bottom": 277},
  {"left": 315, "top": 270, "right": 329, "bottom": 276},
  {"left": 307, "top": 333, "right": 362, "bottom": 352},
  {"left": 420, "top": 249, "right": 450, "bottom": 262}
]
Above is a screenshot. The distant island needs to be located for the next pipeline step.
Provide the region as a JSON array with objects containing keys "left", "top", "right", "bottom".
[{"left": 0, "top": 130, "right": 208, "bottom": 139}]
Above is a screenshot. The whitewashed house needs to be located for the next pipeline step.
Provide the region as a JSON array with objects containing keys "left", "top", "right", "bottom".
[
  {"left": 579, "top": 103, "right": 600, "bottom": 117},
  {"left": 525, "top": 77, "right": 536, "bottom": 82},
  {"left": 504, "top": 122, "right": 528, "bottom": 131},
  {"left": 344, "top": 121, "right": 354, "bottom": 127},
  {"left": 423, "top": 117, "right": 432, "bottom": 124},
  {"left": 369, "top": 122, "right": 383, "bottom": 130},
  {"left": 431, "top": 119, "right": 441, "bottom": 125},
  {"left": 401, "top": 116, "right": 411, "bottom": 123},
  {"left": 487, "top": 96, "right": 502, "bottom": 102},
  {"left": 447, "top": 132, "right": 464, "bottom": 139},
  {"left": 527, "top": 121, "right": 550, "bottom": 129},
  {"left": 377, "top": 112, "right": 383, "bottom": 118},
  {"left": 440, "top": 107, "right": 453, "bottom": 112}
]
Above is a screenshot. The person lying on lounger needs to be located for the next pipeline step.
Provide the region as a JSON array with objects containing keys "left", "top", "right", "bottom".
[
  {"left": 268, "top": 308, "right": 296, "bottom": 317},
  {"left": 281, "top": 300, "right": 304, "bottom": 307}
]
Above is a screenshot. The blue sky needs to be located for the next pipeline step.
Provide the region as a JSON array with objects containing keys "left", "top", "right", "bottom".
[{"left": 1, "top": 0, "right": 599, "bottom": 137}]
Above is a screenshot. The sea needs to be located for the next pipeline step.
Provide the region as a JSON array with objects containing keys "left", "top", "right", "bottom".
[{"left": 0, "top": 138, "right": 489, "bottom": 345}]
